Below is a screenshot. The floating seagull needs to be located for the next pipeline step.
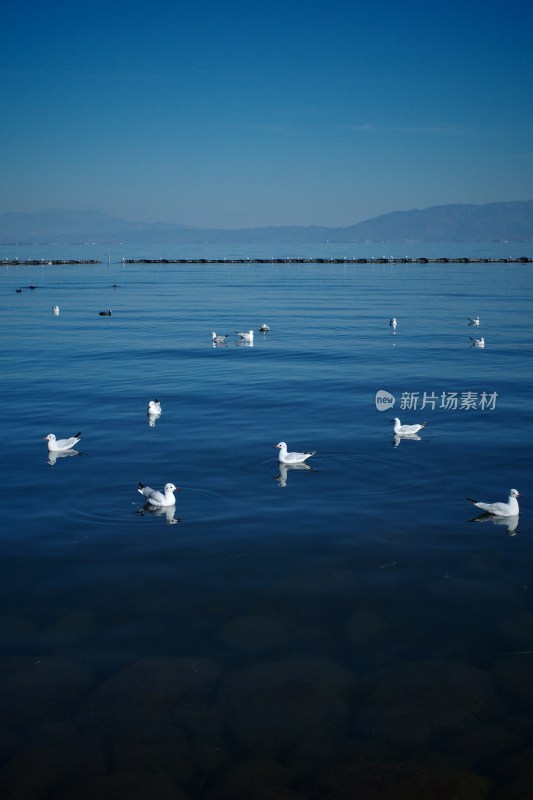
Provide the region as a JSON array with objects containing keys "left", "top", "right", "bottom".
[
  {"left": 468, "top": 317, "right": 480, "bottom": 326},
  {"left": 212, "top": 332, "right": 228, "bottom": 345},
  {"left": 392, "top": 418, "right": 427, "bottom": 436},
  {"left": 44, "top": 432, "right": 81, "bottom": 452},
  {"left": 389, "top": 317, "right": 397, "bottom": 329},
  {"left": 259, "top": 324, "right": 270, "bottom": 332},
  {"left": 236, "top": 330, "right": 254, "bottom": 341},
  {"left": 99, "top": 309, "right": 112, "bottom": 316},
  {"left": 52, "top": 305, "right": 59, "bottom": 315},
  {"left": 147, "top": 399, "right": 162, "bottom": 415},
  {"left": 138, "top": 482, "right": 179, "bottom": 507},
  {"left": 470, "top": 336, "right": 485, "bottom": 348},
  {"left": 15, "top": 288, "right": 22, "bottom": 293},
  {"left": 466, "top": 488, "right": 520, "bottom": 517},
  {"left": 275, "top": 441, "right": 316, "bottom": 464}
]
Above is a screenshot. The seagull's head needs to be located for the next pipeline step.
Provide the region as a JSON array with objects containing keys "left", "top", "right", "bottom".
[
  {"left": 510, "top": 489, "right": 521, "bottom": 498},
  {"left": 275, "top": 442, "right": 286, "bottom": 449},
  {"left": 43, "top": 434, "right": 55, "bottom": 442},
  {"left": 165, "top": 483, "right": 180, "bottom": 494},
  {"left": 390, "top": 418, "right": 400, "bottom": 424}
]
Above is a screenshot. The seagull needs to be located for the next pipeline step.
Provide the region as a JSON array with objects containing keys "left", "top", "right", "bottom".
[
  {"left": 468, "top": 317, "right": 480, "bottom": 326},
  {"left": 392, "top": 418, "right": 427, "bottom": 436},
  {"left": 470, "top": 336, "right": 485, "bottom": 348},
  {"left": 138, "top": 482, "right": 179, "bottom": 507},
  {"left": 147, "top": 399, "right": 162, "bottom": 415},
  {"left": 44, "top": 432, "right": 81, "bottom": 452},
  {"left": 389, "top": 317, "right": 397, "bottom": 329},
  {"left": 99, "top": 309, "right": 112, "bottom": 316},
  {"left": 466, "top": 488, "right": 520, "bottom": 517},
  {"left": 259, "top": 324, "right": 270, "bottom": 332},
  {"left": 236, "top": 330, "right": 254, "bottom": 341},
  {"left": 275, "top": 441, "right": 316, "bottom": 464},
  {"left": 212, "top": 332, "right": 228, "bottom": 345},
  {"left": 52, "top": 305, "right": 59, "bottom": 315}
]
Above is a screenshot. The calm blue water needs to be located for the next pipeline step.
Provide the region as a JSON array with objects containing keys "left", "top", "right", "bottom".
[{"left": 1, "top": 242, "right": 532, "bottom": 798}]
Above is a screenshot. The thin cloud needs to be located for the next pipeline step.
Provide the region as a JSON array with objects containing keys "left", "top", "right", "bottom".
[{"left": 343, "top": 122, "right": 471, "bottom": 135}]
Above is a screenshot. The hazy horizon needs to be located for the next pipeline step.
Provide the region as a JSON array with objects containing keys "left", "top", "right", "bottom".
[{"left": 2, "top": 1, "right": 532, "bottom": 229}]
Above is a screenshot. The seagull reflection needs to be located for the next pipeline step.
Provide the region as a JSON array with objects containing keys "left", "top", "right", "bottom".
[
  {"left": 137, "top": 503, "right": 180, "bottom": 525},
  {"left": 275, "top": 461, "right": 313, "bottom": 488},
  {"left": 393, "top": 433, "right": 421, "bottom": 447},
  {"left": 147, "top": 412, "right": 161, "bottom": 427},
  {"left": 47, "top": 449, "right": 80, "bottom": 466},
  {"left": 470, "top": 512, "right": 520, "bottom": 536}
]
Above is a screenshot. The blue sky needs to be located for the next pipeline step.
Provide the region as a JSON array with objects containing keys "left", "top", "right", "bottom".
[{"left": 1, "top": 0, "right": 532, "bottom": 228}]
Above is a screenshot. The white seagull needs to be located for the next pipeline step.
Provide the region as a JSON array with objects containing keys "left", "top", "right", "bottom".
[
  {"left": 259, "top": 324, "right": 270, "bottom": 332},
  {"left": 275, "top": 441, "right": 316, "bottom": 464},
  {"left": 470, "top": 336, "right": 485, "bottom": 348},
  {"left": 147, "top": 399, "right": 162, "bottom": 415},
  {"left": 466, "top": 488, "right": 520, "bottom": 517},
  {"left": 468, "top": 317, "right": 480, "bottom": 326},
  {"left": 236, "top": 330, "right": 254, "bottom": 341},
  {"left": 212, "top": 332, "right": 228, "bottom": 345},
  {"left": 138, "top": 482, "right": 179, "bottom": 507},
  {"left": 392, "top": 418, "right": 427, "bottom": 436},
  {"left": 389, "top": 317, "right": 397, "bottom": 329},
  {"left": 52, "top": 305, "right": 59, "bottom": 315},
  {"left": 44, "top": 432, "right": 81, "bottom": 452}
]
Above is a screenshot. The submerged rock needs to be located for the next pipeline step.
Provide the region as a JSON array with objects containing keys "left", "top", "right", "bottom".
[
  {"left": 219, "top": 614, "right": 289, "bottom": 653},
  {"left": 354, "top": 659, "right": 500, "bottom": 750},
  {"left": 312, "top": 761, "right": 491, "bottom": 800},
  {"left": 218, "top": 657, "right": 356, "bottom": 757},
  {"left": 78, "top": 656, "right": 221, "bottom": 740}
]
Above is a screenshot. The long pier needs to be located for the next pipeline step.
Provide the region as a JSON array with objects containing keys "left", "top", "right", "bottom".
[{"left": 123, "top": 256, "right": 532, "bottom": 264}]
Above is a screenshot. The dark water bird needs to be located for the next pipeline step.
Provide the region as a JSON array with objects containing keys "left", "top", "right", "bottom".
[{"left": 99, "top": 309, "right": 112, "bottom": 316}]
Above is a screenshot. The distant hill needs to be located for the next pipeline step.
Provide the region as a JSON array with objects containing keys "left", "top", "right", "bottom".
[{"left": 0, "top": 201, "right": 532, "bottom": 244}]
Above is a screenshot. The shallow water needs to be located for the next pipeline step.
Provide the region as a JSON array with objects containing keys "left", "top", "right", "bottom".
[{"left": 0, "top": 242, "right": 532, "bottom": 799}]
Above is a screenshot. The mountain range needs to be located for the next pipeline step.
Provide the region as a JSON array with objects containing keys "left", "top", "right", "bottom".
[{"left": 0, "top": 200, "right": 532, "bottom": 244}]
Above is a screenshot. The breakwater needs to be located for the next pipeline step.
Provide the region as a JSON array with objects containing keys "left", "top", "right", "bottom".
[
  {"left": 123, "top": 256, "right": 532, "bottom": 264},
  {"left": 2, "top": 256, "right": 531, "bottom": 266},
  {"left": 1, "top": 259, "right": 101, "bottom": 266}
]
